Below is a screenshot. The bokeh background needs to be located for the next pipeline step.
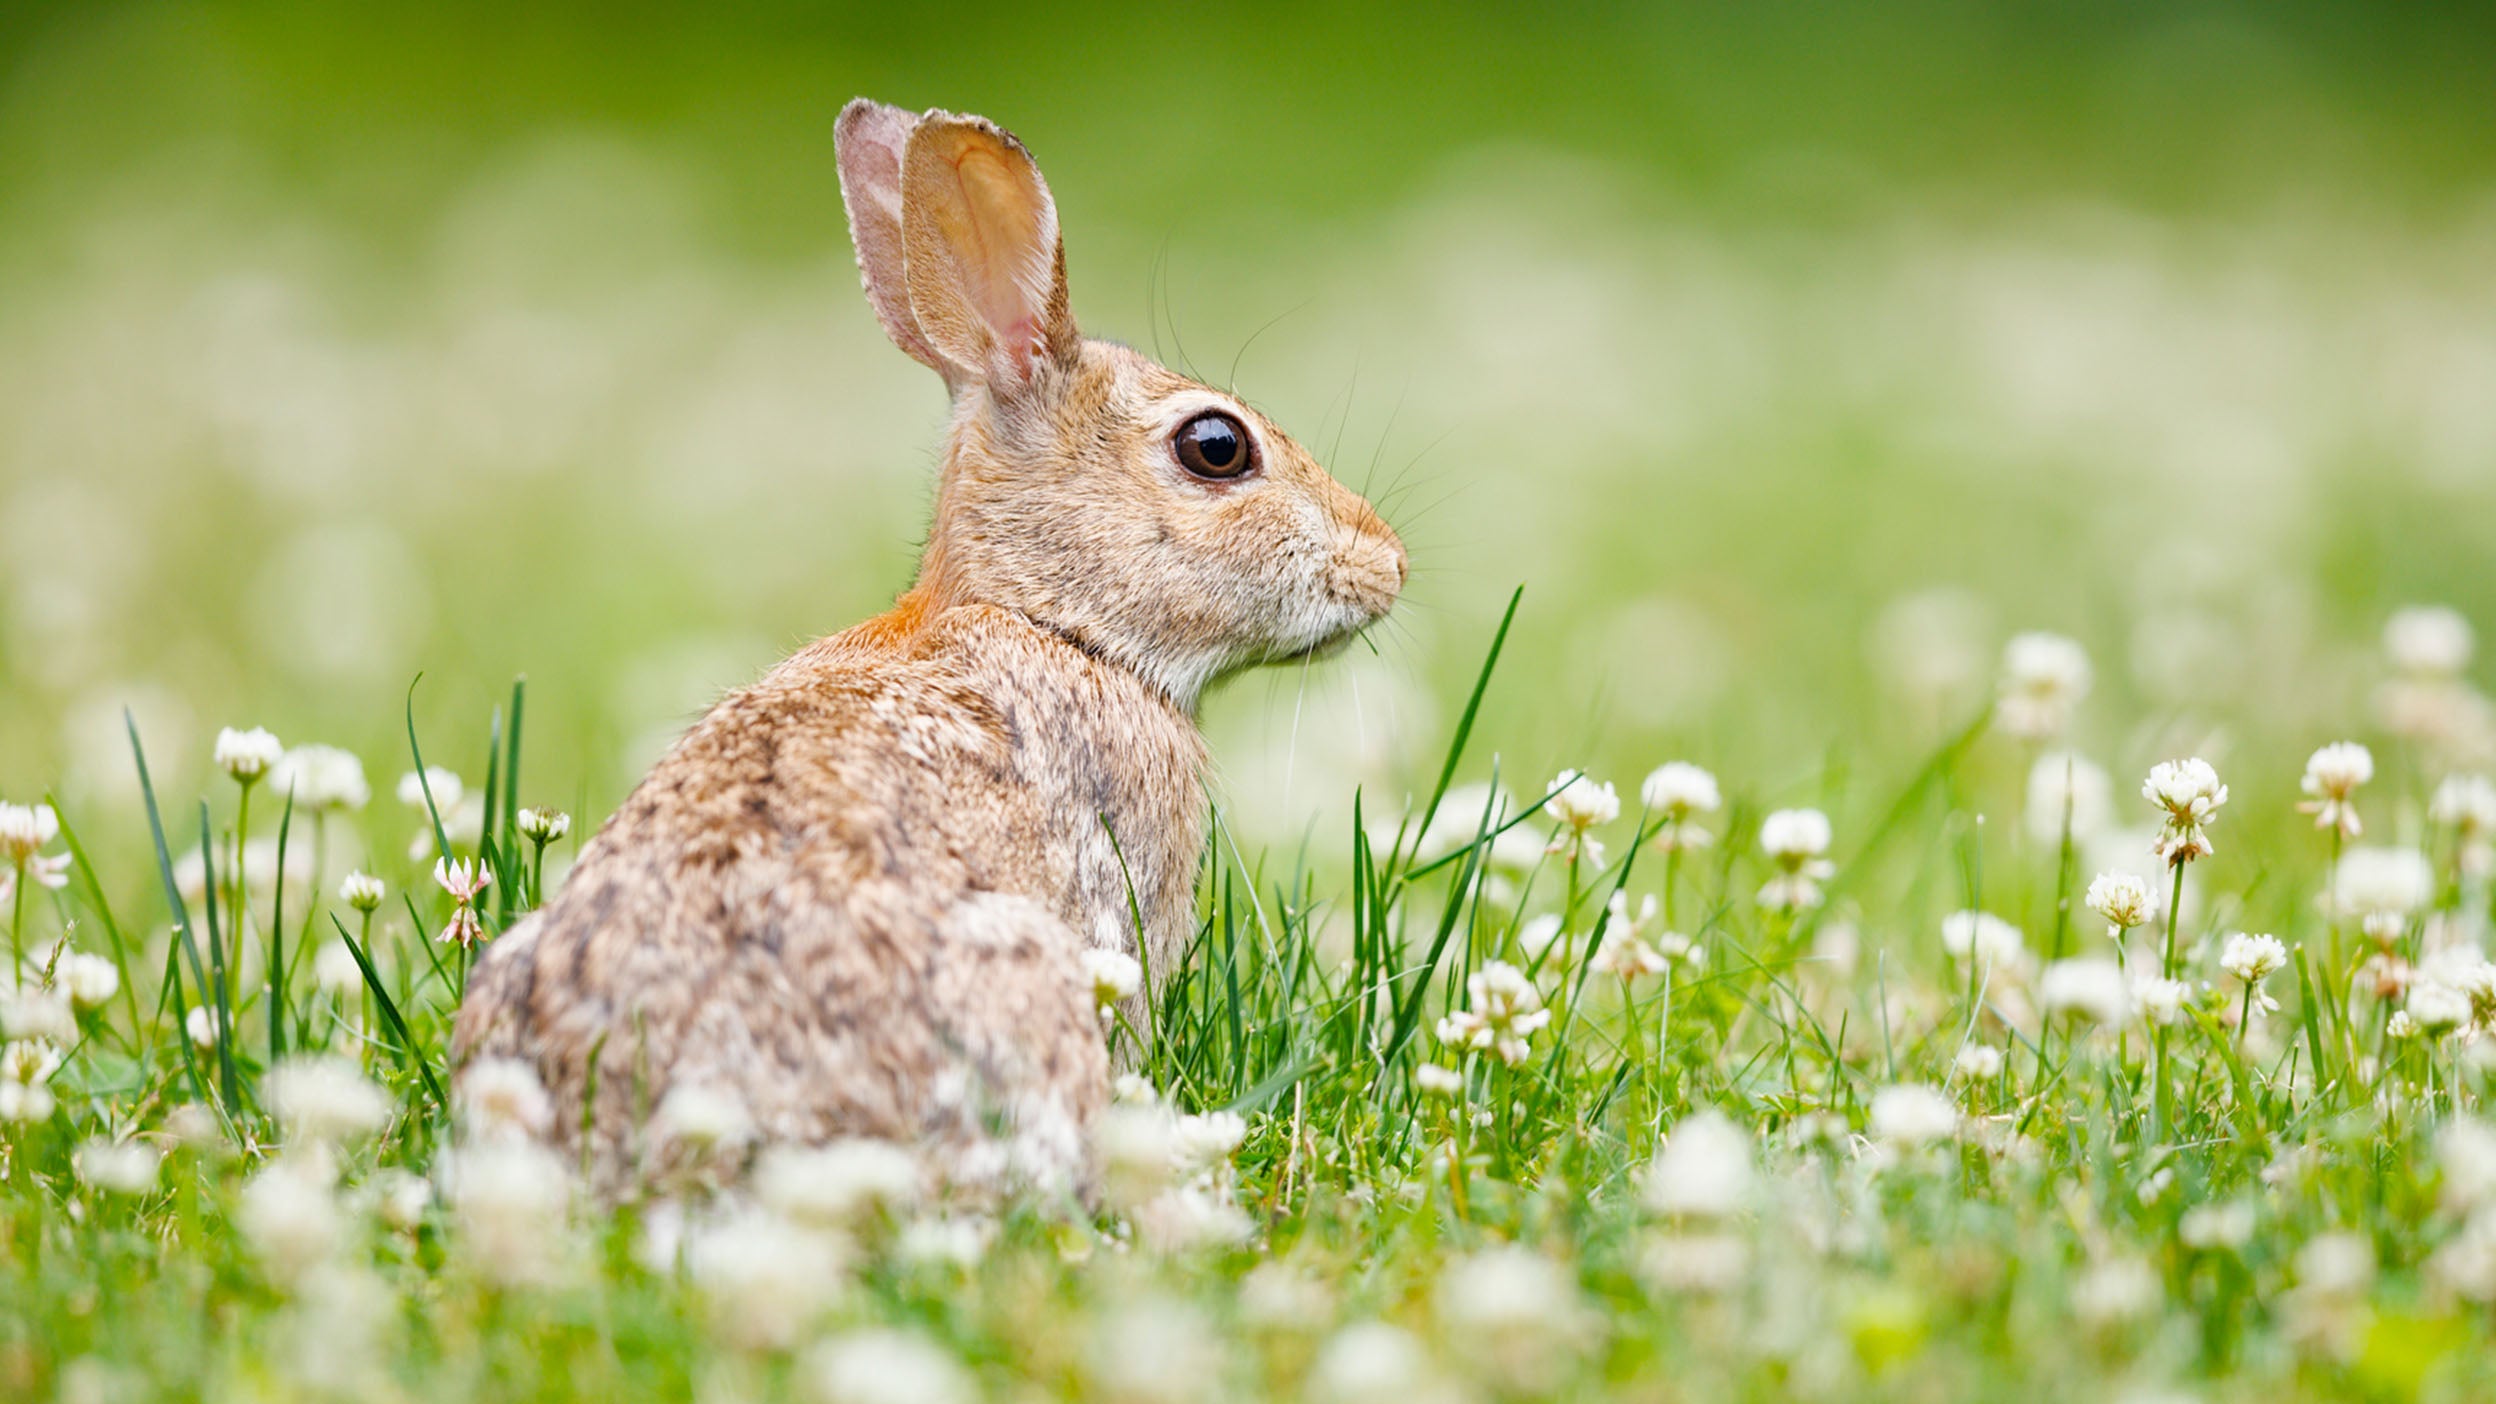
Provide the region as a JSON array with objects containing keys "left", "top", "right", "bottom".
[{"left": 4, "top": 0, "right": 2494, "bottom": 851}]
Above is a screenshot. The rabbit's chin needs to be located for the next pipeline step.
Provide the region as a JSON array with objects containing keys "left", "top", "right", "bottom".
[{"left": 1263, "top": 623, "right": 1372, "bottom": 668}]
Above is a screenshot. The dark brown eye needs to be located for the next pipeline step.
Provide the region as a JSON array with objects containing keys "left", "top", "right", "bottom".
[{"left": 1173, "top": 411, "right": 1256, "bottom": 481}]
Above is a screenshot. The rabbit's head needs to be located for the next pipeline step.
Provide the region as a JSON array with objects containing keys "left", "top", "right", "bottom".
[{"left": 836, "top": 100, "right": 1405, "bottom": 710}]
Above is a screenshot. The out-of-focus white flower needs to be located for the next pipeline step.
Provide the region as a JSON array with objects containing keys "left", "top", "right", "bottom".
[
  {"left": 457, "top": 1057, "right": 554, "bottom": 1143},
  {"left": 2041, "top": 957, "right": 2130, "bottom": 1026},
  {"left": 1171, "top": 1110, "right": 1248, "bottom": 1177},
  {"left": 241, "top": 1153, "right": 346, "bottom": 1287},
  {"left": 1088, "top": 1296, "right": 1224, "bottom": 1404},
  {"left": 2219, "top": 932, "right": 2288, "bottom": 986},
  {"left": 515, "top": 807, "right": 571, "bottom": 843},
  {"left": 1544, "top": 770, "right": 1619, "bottom": 832},
  {"left": 894, "top": 1214, "right": 994, "bottom": 1269},
  {"left": 1954, "top": 1043, "right": 2005, "bottom": 1080},
  {"left": 1589, "top": 928, "right": 1668, "bottom": 980},
  {"left": 1130, "top": 1183, "right": 1255, "bottom": 1252},
  {"left": 2298, "top": 742, "right": 2373, "bottom": 840},
  {"left": 438, "top": 1139, "right": 573, "bottom": 1287},
  {"left": 686, "top": 1207, "right": 846, "bottom": 1351},
  {"left": 2387, "top": 1010, "right": 2423, "bottom": 1041},
  {"left": 2132, "top": 976, "right": 2191, "bottom": 1028},
  {"left": 0, "top": 1038, "right": 61, "bottom": 1122},
  {"left": 397, "top": 767, "right": 464, "bottom": 812},
  {"left": 805, "top": 1328, "right": 976, "bottom": 1404},
  {"left": 214, "top": 726, "right": 285, "bottom": 783},
  {"left": 56, "top": 952, "right": 120, "bottom": 1011},
  {"left": 1757, "top": 808, "right": 1835, "bottom": 912},
  {"left": 1940, "top": 911, "right": 2025, "bottom": 971},
  {"left": 1, "top": 984, "right": 75, "bottom": 1043},
  {"left": 2388, "top": 606, "right": 2475, "bottom": 677},
  {"left": 74, "top": 1139, "right": 162, "bottom": 1195},
  {"left": 756, "top": 1140, "right": 922, "bottom": 1227},
  {"left": 313, "top": 941, "right": 366, "bottom": 997},
  {"left": 2026, "top": 751, "right": 2112, "bottom": 843},
  {"left": 1435, "top": 961, "right": 1551, "bottom": 1067},
  {"left": 2085, "top": 871, "right": 2156, "bottom": 934},
  {"left": 0, "top": 803, "right": 70, "bottom": 900},
  {"left": 1309, "top": 1321, "right": 1440, "bottom": 1404},
  {"left": 2180, "top": 1202, "right": 2256, "bottom": 1252},
  {"left": 653, "top": 1081, "right": 753, "bottom": 1159},
  {"left": 1996, "top": 632, "right": 2091, "bottom": 740},
  {"left": 186, "top": 1005, "right": 225, "bottom": 1051},
  {"left": 1639, "top": 763, "right": 1720, "bottom": 851},
  {"left": 1416, "top": 1063, "right": 1465, "bottom": 1099},
  {"left": 267, "top": 1056, "right": 393, "bottom": 1144},
  {"left": 2143, "top": 758, "right": 2228, "bottom": 864},
  {"left": 2072, "top": 1256, "right": 2161, "bottom": 1327},
  {"left": 2332, "top": 846, "right": 2434, "bottom": 943},
  {"left": 2408, "top": 980, "right": 2472, "bottom": 1035},
  {"left": 1084, "top": 947, "right": 1143, "bottom": 1024},
  {"left": 274, "top": 745, "right": 370, "bottom": 811},
  {"left": 1096, "top": 1103, "right": 1181, "bottom": 1209},
  {"left": 1869, "top": 1084, "right": 1958, "bottom": 1146},
  {"left": 2432, "top": 774, "right": 2496, "bottom": 877},
  {"left": 1435, "top": 1247, "right": 1589, "bottom": 1394},
  {"left": 2438, "top": 1119, "right": 2496, "bottom": 1211},
  {"left": 1639, "top": 1231, "right": 1751, "bottom": 1294},
  {"left": 1516, "top": 914, "right": 1572, "bottom": 967},
  {"left": 2297, "top": 1232, "right": 2377, "bottom": 1296},
  {"left": 164, "top": 1102, "right": 225, "bottom": 1149},
  {"left": 370, "top": 1168, "right": 433, "bottom": 1231},
  {"left": 1644, "top": 1109, "right": 1753, "bottom": 1218},
  {"left": 339, "top": 870, "right": 386, "bottom": 913}
]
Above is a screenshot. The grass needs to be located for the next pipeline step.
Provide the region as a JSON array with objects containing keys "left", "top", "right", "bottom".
[{"left": 4, "top": 590, "right": 2496, "bottom": 1403}]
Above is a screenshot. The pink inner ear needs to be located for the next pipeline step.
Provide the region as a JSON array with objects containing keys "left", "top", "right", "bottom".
[{"left": 945, "top": 144, "right": 1060, "bottom": 361}]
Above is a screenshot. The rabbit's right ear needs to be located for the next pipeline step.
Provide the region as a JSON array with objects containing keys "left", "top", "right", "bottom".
[{"left": 836, "top": 99, "right": 951, "bottom": 377}]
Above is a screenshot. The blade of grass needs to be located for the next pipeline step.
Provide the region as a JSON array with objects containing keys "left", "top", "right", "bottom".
[{"left": 331, "top": 913, "right": 447, "bottom": 1113}]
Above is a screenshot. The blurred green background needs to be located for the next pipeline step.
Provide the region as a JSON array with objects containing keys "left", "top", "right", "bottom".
[{"left": 3, "top": 0, "right": 2493, "bottom": 848}]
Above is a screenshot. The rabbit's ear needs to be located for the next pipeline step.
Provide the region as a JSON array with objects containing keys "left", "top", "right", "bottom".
[
  {"left": 899, "top": 111, "right": 1078, "bottom": 394},
  {"left": 836, "top": 99, "right": 952, "bottom": 376}
]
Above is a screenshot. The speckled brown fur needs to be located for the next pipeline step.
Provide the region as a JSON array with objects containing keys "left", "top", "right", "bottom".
[{"left": 451, "top": 100, "right": 1403, "bottom": 1197}]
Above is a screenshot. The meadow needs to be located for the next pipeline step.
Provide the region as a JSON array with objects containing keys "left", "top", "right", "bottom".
[{"left": 6, "top": 4, "right": 2496, "bottom": 1400}]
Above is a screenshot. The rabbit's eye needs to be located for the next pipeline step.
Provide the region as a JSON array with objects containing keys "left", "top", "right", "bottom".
[{"left": 1173, "top": 411, "right": 1257, "bottom": 481}]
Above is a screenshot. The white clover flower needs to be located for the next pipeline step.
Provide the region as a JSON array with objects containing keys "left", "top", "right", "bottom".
[
  {"left": 1953, "top": 1044, "right": 2005, "bottom": 1080},
  {"left": 2387, "top": 605, "right": 2475, "bottom": 677},
  {"left": 1639, "top": 762, "right": 1720, "bottom": 851},
  {"left": 1996, "top": 631, "right": 2092, "bottom": 740},
  {"left": 1130, "top": 1182, "right": 1256, "bottom": 1253},
  {"left": 0, "top": 983, "right": 73, "bottom": 1043},
  {"left": 1170, "top": 1109, "right": 1248, "bottom": 1178},
  {"left": 213, "top": 726, "right": 285, "bottom": 783},
  {"left": 686, "top": 1207, "right": 847, "bottom": 1351},
  {"left": 456, "top": 1057, "right": 555, "bottom": 1143},
  {"left": 2298, "top": 742, "right": 2374, "bottom": 839},
  {"left": 338, "top": 870, "right": 386, "bottom": 913},
  {"left": 274, "top": 745, "right": 370, "bottom": 811},
  {"left": 313, "top": 941, "right": 367, "bottom": 999},
  {"left": 2387, "top": 1010, "right": 2422, "bottom": 1041},
  {"left": 2040, "top": 957, "right": 2130, "bottom": 1026},
  {"left": 1868, "top": 1083, "right": 1958, "bottom": 1146},
  {"left": 1643, "top": 1109, "right": 1754, "bottom": 1218},
  {"left": 1083, "top": 947, "right": 1143, "bottom": 1023},
  {"left": 1544, "top": 769, "right": 1619, "bottom": 834},
  {"left": 370, "top": 1168, "right": 433, "bottom": 1231},
  {"left": 1435, "top": 1248, "right": 1589, "bottom": 1393},
  {"left": 1757, "top": 808, "right": 1835, "bottom": 912},
  {"left": 1416, "top": 1063, "right": 1465, "bottom": 1099},
  {"left": 2218, "top": 932, "right": 2288, "bottom": 986},
  {"left": 1436, "top": 961, "right": 1551, "bottom": 1068},
  {"left": 74, "top": 1139, "right": 162, "bottom": 1196},
  {"left": 805, "top": 1328, "right": 976, "bottom": 1404},
  {"left": 755, "top": 1140, "right": 922, "bottom": 1227},
  {"left": 893, "top": 1214, "right": 994, "bottom": 1269},
  {"left": 2085, "top": 870, "right": 2156, "bottom": 934},
  {"left": 1589, "top": 928, "right": 1668, "bottom": 981},
  {"left": 57, "top": 952, "right": 119, "bottom": 1011},
  {"left": 516, "top": 807, "right": 572, "bottom": 843},
  {"left": 2025, "top": 751, "right": 2112, "bottom": 844},
  {"left": 0, "top": 1038, "right": 63, "bottom": 1122},
  {"left": 268, "top": 1056, "right": 393, "bottom": 1145},
  {"left": 2132, "top": 976, "right": 2191, "bottom": 1028},
  {"left": 2432, "top": 774, "right": 2496, "bottom": 877},
  {"left": 2408, "top": 980, "right": 2472, "bottom": 1035},
  {"left": 1414, "top": 784, "right": 1518, "bottom": 864},
  {"left": 2143, "top": 758, "right": 2228, "bottom": 864},
  {"left": 1088, "top": 1296, "right": 1224, "bottom": 1404},
  {"left": 2072, "top": 1256, "right": 2161, "bottom": 1328},
  {"left": 1940, "top": 910, "right": 2025, "bottom": 971},
  {"left": 1094, "top": 1103, "right": 1181, "bottom": 1209},
  {"left": 1515, "top": 913, "right": 1572, "bottom": 968},
  {"left": 2331, "top": 846, "right": 2434, "bottom": 943},
  {"left": 437, "top": 1139, "right": 574, "bottom": 1287},
  {"left": 397, "top": 767, "right": 464, "bottom": 812},
  {"left": 0, "top": 800, "right": 61, "bottom": 864},
  {"left": 2180, "top": 1201, "right": 2256, "bottom": 1253}
]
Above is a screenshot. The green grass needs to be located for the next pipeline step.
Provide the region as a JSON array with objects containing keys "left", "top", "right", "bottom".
[{"left": 6, "top": 594, "right": 2496, "bottom": 1402}]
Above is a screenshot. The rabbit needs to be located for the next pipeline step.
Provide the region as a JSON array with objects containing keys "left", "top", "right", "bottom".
[{"left": 450, "top": 99, "right": 1407, "bottom": 1199}]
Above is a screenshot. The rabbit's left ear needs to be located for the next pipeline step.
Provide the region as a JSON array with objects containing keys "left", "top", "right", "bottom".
[
  {"left": 899, "top": 111, "right": 1078, "bottom": 394},
  {"left": 836, "top": 99, "right": 952, "bottom": 377}
]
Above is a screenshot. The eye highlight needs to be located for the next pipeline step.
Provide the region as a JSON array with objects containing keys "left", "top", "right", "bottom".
[{"left": 1172, "top": 411, "right": 1257, "bottom": 481}]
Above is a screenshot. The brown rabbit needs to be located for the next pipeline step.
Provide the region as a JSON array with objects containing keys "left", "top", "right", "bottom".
[{"left": 450, "top": 100, "right": 1406, "bottom": 1196}]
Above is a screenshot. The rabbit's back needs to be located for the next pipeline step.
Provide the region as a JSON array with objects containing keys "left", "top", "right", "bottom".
[{"left": 453, "top": 600, "right": 1206, "bottom": 1193}]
